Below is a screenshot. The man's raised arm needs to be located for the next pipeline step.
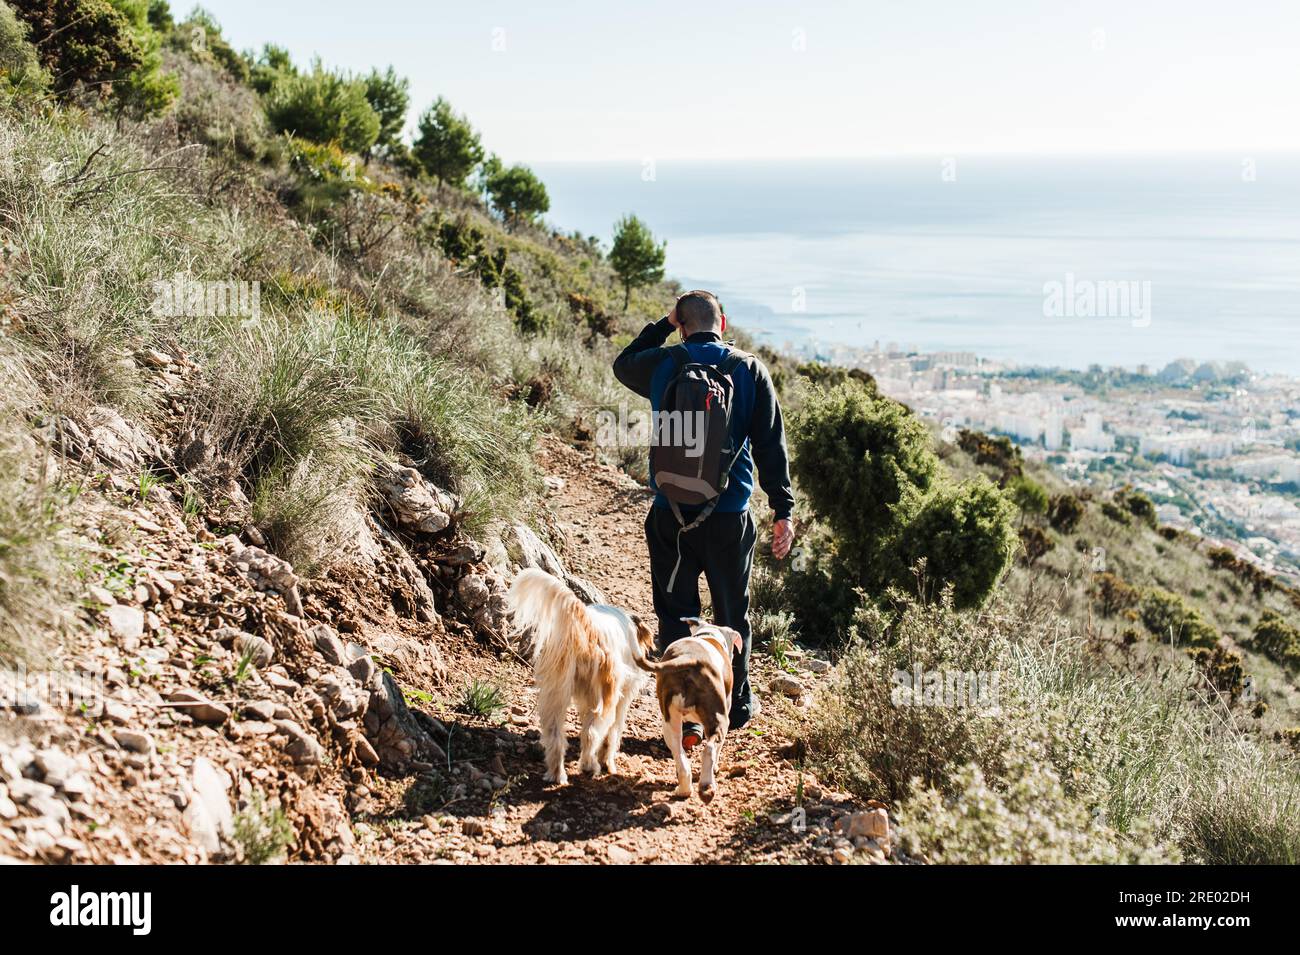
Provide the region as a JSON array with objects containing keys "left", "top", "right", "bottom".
[{"left": 613, "top": 314, "right": 676, "bottom": 398}]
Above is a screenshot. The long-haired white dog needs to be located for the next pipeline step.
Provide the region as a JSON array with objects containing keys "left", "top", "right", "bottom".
[{"left": 507, "top": 568, "right": 656, "bottom": 785}]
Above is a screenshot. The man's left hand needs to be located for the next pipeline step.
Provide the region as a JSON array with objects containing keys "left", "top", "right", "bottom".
[{"left": 772, "top": 518, "right": 794, "bottom": 560}]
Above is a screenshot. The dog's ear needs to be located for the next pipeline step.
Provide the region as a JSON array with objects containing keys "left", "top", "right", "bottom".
[
  {"left": 631, "top": 614, "right": 656, "bottom": 654},
  {"left": 721, "top": 626, "right": 744, "bottom": 654}
]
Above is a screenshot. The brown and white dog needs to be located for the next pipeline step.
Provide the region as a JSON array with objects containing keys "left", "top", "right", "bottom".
[
  {"left": 507, "top": 568, "right": 656, "bottom": 785},
  {"left": 635, "top": 618, "right": 742, "bottom": 802}
]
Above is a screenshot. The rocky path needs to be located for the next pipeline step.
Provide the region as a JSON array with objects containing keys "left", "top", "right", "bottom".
[
  {"left": 0, "top": 396, "right": 880, "bottom": 865},
  {"left": 367, "top": 439, "right": 875, "bottom": 865}
]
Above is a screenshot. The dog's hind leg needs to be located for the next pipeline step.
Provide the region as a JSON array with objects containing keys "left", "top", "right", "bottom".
[
  {"left": 699, "top": 737, "right": 720, "bottom": 803},
  {"left": 537, "top": 682, "right": 571, "bottom": 785},
  {"left": 577, "top": 698, "right": 601, "bottom": 775},
  {"left": 584, "top": 707, "right": 617, "bottom": 777},
  {"left": 599, "top": 687, "right": 636, "bottom": 775},
  {"left": 663, "top": 715, "right": 692, "bottom": 798}
]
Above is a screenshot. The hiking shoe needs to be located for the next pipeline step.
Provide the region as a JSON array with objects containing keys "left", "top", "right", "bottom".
[
  {"left": 681, "top": 722, "right": 703, "bottom": 750},
  {"left": 729, "top": 696, "right": 760, "bottom": 731}
]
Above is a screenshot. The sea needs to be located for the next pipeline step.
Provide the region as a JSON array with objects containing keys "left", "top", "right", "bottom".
[{"left": 532, "top": 155, "right": 1300, "bottom": 376}]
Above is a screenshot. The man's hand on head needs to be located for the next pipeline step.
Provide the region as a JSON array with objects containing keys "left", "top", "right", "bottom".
[
  {"left": 772, "top": 518, "right": 795, "bottom": 560},
  {"left": 665, "top": 297, "right": 684, "bottom": 337}
]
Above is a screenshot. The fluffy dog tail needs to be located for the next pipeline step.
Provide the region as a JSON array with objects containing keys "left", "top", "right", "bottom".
[{"left": 507, "top": 568, "right": 615, "bottom": 714}]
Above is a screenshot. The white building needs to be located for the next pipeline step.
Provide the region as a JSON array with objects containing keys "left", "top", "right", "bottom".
[
  {"left": 1140, "top": 430, "right": 1236, "bottom": 466},
  {"left": 1072, "top": 413, "right": 1115, "bottom": 452}
]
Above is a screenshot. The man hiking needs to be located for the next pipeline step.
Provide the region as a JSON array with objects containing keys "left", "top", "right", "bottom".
[{"left": 613, "top": 290, "right": 795, "bottom": 749}]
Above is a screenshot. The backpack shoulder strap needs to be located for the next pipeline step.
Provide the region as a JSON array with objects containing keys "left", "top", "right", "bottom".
[
  {"left": 718, "top": 348, "right": 752, "bottom": 376},
  {"left": 670, "top": 343, "right": 693, "bottom": 370}
]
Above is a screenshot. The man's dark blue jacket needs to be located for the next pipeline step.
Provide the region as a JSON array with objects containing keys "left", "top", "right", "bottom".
[{"left": 612, "top": 317, "right": 795, "bottom": 521}]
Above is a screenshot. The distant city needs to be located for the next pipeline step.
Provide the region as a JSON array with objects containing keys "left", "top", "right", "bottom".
[{"left": 786, "top": 338, "right": 1300, "bottom": 582}]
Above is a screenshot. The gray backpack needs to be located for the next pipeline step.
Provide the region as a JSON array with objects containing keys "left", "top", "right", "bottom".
[{"left": 652, "top": 345, "right": 748, "bottom": 590}]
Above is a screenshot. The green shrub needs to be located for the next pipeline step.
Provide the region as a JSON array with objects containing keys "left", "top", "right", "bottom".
[
  {"left": 484, "top": 160, "right": 550, "bottom": 226},
  {"left": 0, "top": 2, "right": 49, "bottom": 95},
  {"left": 246, "top": 41, "right": 294, "bottom": 95},
  {"left": 361, "top": 65, "right": 409, "bottom": 152},
  {"left": 1089, "top": 572, "right": 1140, "bottom": 617},
  {"left": 265, "top": 61, "right": 380, "bottom": 154},
  {"left": 1008, "top": 475, "right": 1048, "bottom": 520},
  {"left": 411, "top": 96, "right": 482, "bottom": 187},
  {"left": 791, "top": 382, "right": 1013, "bottom": 611},
  {"left": 189, "top": 307, "right": 539, "bottom": 566},
  {"left": 1019, "top": 525, "right": 1054, "bottom": 566},
  {"left": 1119, "top": 488, "right": 1158, "bottom": 528},
  {"left": 893, "top": 477, "right": 1017, "bottom": 608},
  {"left": 1139, "top": 588, "right": 1218, "bottom": 648},
  {"left": 957, "top": 428, "right": 1022, "bottom": 482},
  {"left": 791, "top": 381, "right": 936, "bottom": 576},
  {"left": 1100, "top": 500, "right": 1130, "bottom": 525},
  {"left": 608, "top": 214, "right": 665, "bottom": 310},
  {"left": 801, "top": 585, "right": 1300, "bottom": 863},
  {"left": 800, "top": 592, "right": 1015, "bottom": 802},
  {"left": 13, "top": 0, "right": 176, "bottom": 115},
  {"left": 1047, "top": 492, "right": 1085, "bottom": 533},
  {"left": 1186, "top": 644, "right": 1247, "bottom": 703},
  {"left": 1251, "top": 610, "right": 1300, "bottom": 669},
  {"left": 900, "top": 752, "right": 1175, "bottom": 864}
]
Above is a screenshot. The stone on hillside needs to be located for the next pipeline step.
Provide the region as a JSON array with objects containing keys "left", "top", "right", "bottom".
[
  {"left": 230, "top": 544, "right": 303, "bottom": 616},
  {"left": 8, "top": 777, "right": 56, "bottom": 804},
  {"left": 311, "top": 624, "right": 347, "bottom": 666},
  {"left": 606, "top": 844, "right": 634, "bottom": 865},
  {"left": 275, "top": 720, "right": 324, "bottom": 767},
  {"left": 58, "top": 406, "right": 162, "bottom": 472},
  {"left": 242, "top": 700, "right": 277, "bottom": 722},
  {"left": 366, "top": 630, "right": 446, "bottom": 688},
  {"left": 375, "top": 462, "right": 457, "bottom": 535},
  {"left": 806, "top": 658, "right": 832, "bottom": 674},
  {"left": 184, "top": 757, "right": 233, "bottom": 856},
  {"left": 504, "top": 524, "right": 565, "bottom": 577},
  {"left": 233, "top": 633, "right": 275, "bottom": 668},
  {"left": 317, "top": 671, "right": 368, "bottom": 722},
  {"left": 439, "top": 542, "right": 484, "bottom": 567},
  {"left": 103, "top": 605, "right": 144, "bottom": 643},
  {"left": 347, "top": 654, "right": 376, "bottom": 687},
  {"left": 167, "top": 689, "right": 231, "bottom": 725},
  {"left": 771, "top": 675, "right": 806, "bottom": 699},
  {"left": 375, "top": 523, "right": 439, "bottom": 622},
  {"left": 32, "top": 750, "right": 76, "bottom": 788},
  {"left": 836, "top": 808, "right": 890, "bottom": 844},
  {"left": 112, "top": 729, "right": 155, "bottom": 755},
  {"left": 85, "top": 585, "right": 116, "bottom": 607},
  {"left": 457, "top": 574, "right": 490, "bottom": 610},
  {"left": 565, "top": 574, "right": 604, "bottom": 605},
  {"left": 365, "top": 672, "right": 445, "bottom": 769},
  {"left": 354, "top": 735, "right": 380, "bottom": 767}
]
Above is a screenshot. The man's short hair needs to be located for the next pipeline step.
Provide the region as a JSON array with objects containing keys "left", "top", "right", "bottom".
[{"left": 678, "top": 290, "right": 722, "bottom": 334}]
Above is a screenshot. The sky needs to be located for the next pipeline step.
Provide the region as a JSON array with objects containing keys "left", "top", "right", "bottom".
[{"left": 194, "top": 0, "right": 1300, "bottom": 162}]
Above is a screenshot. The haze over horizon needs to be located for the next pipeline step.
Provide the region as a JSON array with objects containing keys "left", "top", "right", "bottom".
[{"left": 196, "top": 0, "right": 1300, "bottom": 163}]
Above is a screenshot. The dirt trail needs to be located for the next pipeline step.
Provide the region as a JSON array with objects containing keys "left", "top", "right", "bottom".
[{"left": 369, "top": 438, "right": 862, "bottom": 864}]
